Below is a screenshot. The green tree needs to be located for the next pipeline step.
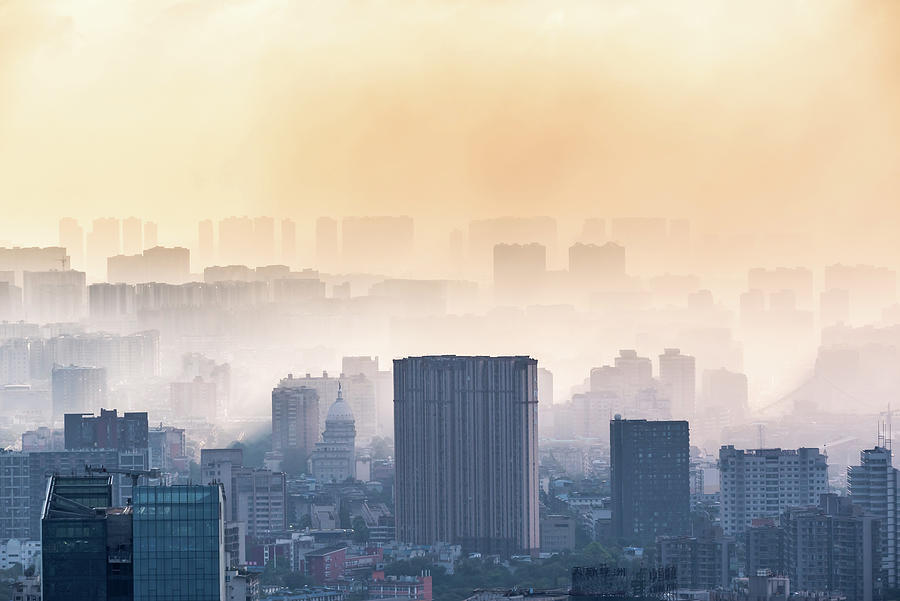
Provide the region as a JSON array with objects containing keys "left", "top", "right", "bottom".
[
  {"left": 227, "top": 434, "right": 272, "bottom": 469},
  {"left": 351, "top": 516, "right": 369, "bottom": 543},
  {"left": 339, "top": 502, "right": 351, "bottom": 529},
  {"left": 280, "top": 448, "right": 309, "bottom": 477},
  {"left": 369, "top": 437, "right": 394, "bottom": 460}
]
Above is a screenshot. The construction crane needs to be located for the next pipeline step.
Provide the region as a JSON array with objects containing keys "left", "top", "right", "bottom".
[{"left": 84, "top": 464, "right": 161, "bottom": 488}]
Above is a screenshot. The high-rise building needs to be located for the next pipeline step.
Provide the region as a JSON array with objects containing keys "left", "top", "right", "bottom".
[
  {"left": 701, "top": 368, "right": 748, "bottom": 417},
  {"left": 657, "top": 527, "right": 736, "bottom": 590},
  {"left": 23, "top": 269, "right": 86, "bottom": 323},
  {"left": 610, "top": 417, "right": 690, "bottom": 543},
  {"left": 0, "top": 450, "right": 30, "bottom": 541},
  {"left": 311, "top": 385, "right": 357, "bottom": 483},
  {"left": 42, "top": 476, "right": 225, "bottom": 601},
  {"left": 86, "top": 218, "right": 121, "bottom": 278},
  {"left": 25, "top": 449, "right": 146, "bottom": 539},
  {"left": 271, "top": 377, "right": 320, "bottom": 466},
  {"left": 658, "top": 348, "right": 696, "bottom": 419},
  {"left": 849, "top": 445, "right": 900, "bottom": 587},
  {"left": 170, "top": 377, "right": 217, "bottom": 418},
  {"left": 568, "top": 242, "right": 626, "bottom": 288},
  {"left": 342, "top": 356, "right": 393, "bottom": 438},
  {"left": 281, "top": 218, "right": 296, "bottom": 266},
  {"left": 782, "top": 494, "right": 879, "bottom": 601},
  {"left": 142, "top": 222, "right": 157, "bottom": 250},
  {"left": 148, "top": 426, "right": 185, "bottom": 473},
  {"left": 45, "top": 330, "right": 159, "bottom": 383},
  {"left": 467, "top": 217, "right": 557, "bottom": 280},
  {"left": 59, "top": 218, "right": 84, "bottom": 271},
  {"left": 282, "top": 371, "right": 377, "bottom": 443},
  {"left": 394, "top": 355, "right": 539, "bottom": 556},
  {"left": 52, "top": 365, "right": 108, "bottom": 420},
  {"left": 64, "top": 409, "right": 148, "bottom": 451},
  {"left": 747, "top": 267, "right": 814, "bottom": 309},
  {"left": 0, "top": 247, "right": 70, "bottom": 285},
  {"left": 89, "top": 283, "right": 136, "bottom": 320},
  {"left": 107, "top": 247, "right": 190, "bottom": 284},
  {"left": 493, "top": 243, "right": 547, "bottom": 304},
  {"left": 746, "top": 518, "right": 784, "bottom": 576},
  {"left": 218, "top": 217, "right": 254, "bottom": 266},
  {"left": 719, "top": 446, "right": 828, "bottom": 536},
  {"left": 132, "top": 484, "right": 226, "bottom": 600},
  {"left": 201, "top": 449, "right": 286, "bottom": 540},
  {"left": 122, "top": 217, "right": 143, "bottom": 256},
  {"left": 824, "top": 264, "right": 896, "bottom": 324},
  {"left": 820, "top": 288, "right": 851, "bottom": 326},
  {"left": 40, "top": 474, "right": 125, "bottom": 601},
  {"left": 614, "top": 349, "right": 654, "bottom": 396}
]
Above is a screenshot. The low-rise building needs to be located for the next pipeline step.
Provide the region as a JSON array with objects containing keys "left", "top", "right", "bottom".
[
  {"left": 367, "top": 570, "right": 432, "bottom": 601},
  {"left": 539, "top": 515, "right": 576, "bottom": 553},
  {"left": 657, "top": 528, "right": 736, "bottom": 590}
]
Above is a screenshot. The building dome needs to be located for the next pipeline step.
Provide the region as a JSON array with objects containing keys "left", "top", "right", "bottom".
[{"left": 326, "top": 384, "right": 355, "bottom": 422}]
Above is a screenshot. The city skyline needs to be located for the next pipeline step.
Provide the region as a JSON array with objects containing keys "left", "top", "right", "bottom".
[{"left": 1, "top": 1, "right": 900, "bottom": 600}]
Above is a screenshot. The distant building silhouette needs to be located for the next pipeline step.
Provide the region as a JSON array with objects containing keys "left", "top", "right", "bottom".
[
  {"left": 493, "top": 243, "right": 547, "bottom": 305},
  {"left": 281, "top": 218, "right": 296, "bottom": 266},
  {"left": 58, "top": 218, "right": 84, "bottom": 270},
  {"left": 142, "top": 221, "right": 157, "bottom": 250},
  {"left": 51, "top": 365, "right": 108, "bottom": 420},
  {"left": 271, "top": 376, "right": 320, "bottom": 465},
  {"left": 86, "top": 217, "right": 120, "bottom": 278},
  {"left": 658, "top": 348, "right": 695, "bottom": 419}
]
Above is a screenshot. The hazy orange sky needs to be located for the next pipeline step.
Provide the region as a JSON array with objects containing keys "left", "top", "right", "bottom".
[{"left": 0, "top": 0, "right": 898, "bottom": 245}]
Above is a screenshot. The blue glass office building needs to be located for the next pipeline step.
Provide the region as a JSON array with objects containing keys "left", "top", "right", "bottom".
[
  {"left": 132, "top": 485, "right": 225, "bottom": 601},
  {"left": 41, "top": 475, "right": 117, "bottom": 601}
]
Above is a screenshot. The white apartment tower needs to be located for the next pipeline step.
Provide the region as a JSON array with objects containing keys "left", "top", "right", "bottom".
[{"left": 719, "top": 446, "right": 828, "bottom": 536}]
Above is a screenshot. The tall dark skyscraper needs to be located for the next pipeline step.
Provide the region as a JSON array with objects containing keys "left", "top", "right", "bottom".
[
  {"left": 610, "top": 417, "right": 690, "bottom": 544},
  {"left": 394, "top": 355, "right": 540, "bottom": 556},
  {"left": 42, "top": 476, "right": 225, "bottom": 601},
  {"left": 41, "top": 475, "right": 122, "bottom": 601}
]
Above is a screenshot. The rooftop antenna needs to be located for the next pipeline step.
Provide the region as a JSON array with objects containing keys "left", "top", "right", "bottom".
[
  {"left": 888, "top": 403, "right": 893, "bottom": 452},
  {"left": 757, "top": 423, "right": 765, "bottom": 450}
]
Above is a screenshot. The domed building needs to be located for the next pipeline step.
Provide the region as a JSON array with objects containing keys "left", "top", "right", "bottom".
[{"left": 310, "top": 384, "right": 357, "bottom": 483}]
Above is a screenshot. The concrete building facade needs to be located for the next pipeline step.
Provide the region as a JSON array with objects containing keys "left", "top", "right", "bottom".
[{"left": 394, "top": 355, "right": 540, "bottom": 556}]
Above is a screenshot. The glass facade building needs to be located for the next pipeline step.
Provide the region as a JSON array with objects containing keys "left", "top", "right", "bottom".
[
  {"left": 41, "top": 475, "right": 117, "bottom": 601},
  {"left": 132, "top": 485, "right": 225, "bottom": 601}
]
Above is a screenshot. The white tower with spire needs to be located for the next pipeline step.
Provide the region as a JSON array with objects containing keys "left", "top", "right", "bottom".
[{"left": 310, "top": 383, "right": 357, "bottom": 483}]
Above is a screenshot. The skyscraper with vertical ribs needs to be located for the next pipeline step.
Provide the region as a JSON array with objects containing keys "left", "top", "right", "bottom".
[{"left": 394, "top": 355, "right": 540, "bottom": 556}]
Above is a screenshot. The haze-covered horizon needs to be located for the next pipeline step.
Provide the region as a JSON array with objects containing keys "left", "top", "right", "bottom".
[{"left": 1, "top": 1, "right": 899, "bottom": 253}]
